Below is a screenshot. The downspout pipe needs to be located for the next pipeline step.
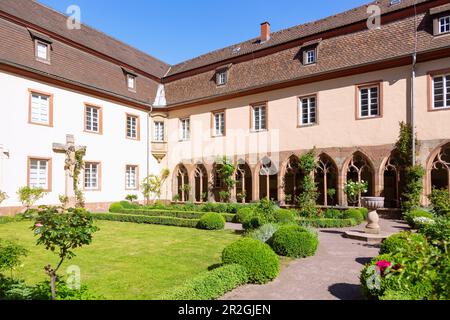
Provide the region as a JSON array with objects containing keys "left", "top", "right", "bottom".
[
  {"left": 411, "top": 53, "right": 417, "bottom": 166},
  {"left": 147, "top": 104, "right": 153, "bottom": 184}
]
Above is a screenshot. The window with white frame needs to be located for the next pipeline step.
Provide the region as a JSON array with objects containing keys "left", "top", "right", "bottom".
[
  {"left": 359, "top": 85, "right": 380, "bottom": 118},
  {"left": 154, "top": 121, "right": 164, "bottom": 142},
  {"left": 213, "top": 112, "right": 225, "bottom": 136},
  {"left": 30, "top": 92, "right": 50, "bottom": 125},
  {"left": 36, "top": 41, "right": 49, "bottom": 61},
  {"left": 433, "top": 74, "right": 450, "bottom": 109},
  {"left": 253, "top": 105, "right": 267, "bottom": 131},
  {"left": 305, "top": 49, "right": 316, "bottom": 65},
  {"left": 127, "top": 74, "right": 136, "bottom": 90},
  {"left": 180, "top": 118, "right": 190, "bottom": 141},
  {"left": 126, "top": 114, "right": 139, "bottom": 139},
  {"left": 299, "top": 96, "right": 317, "bottom": 125},
  {"left": 439, "top": 16, "right": 450, "bottom": 34},
  {"left": 84, "top": 162, "right": 99, "bottom": 190},
  {"left": 216, "top": 70, "right": 228, "bottom": 86},
  {"left": 125, "top": 165, "right": 138, "bottom": 189},
  {"left": 85, "top": 106, "right": 100, "bottom": 133},
  {"left": 29, "top": 158, "right": 49, "bottom": 190}
]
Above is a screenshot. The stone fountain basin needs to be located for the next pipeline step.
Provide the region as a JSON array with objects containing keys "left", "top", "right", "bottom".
[{"left": 361, "top": 197, "right": 385, "bottom": 210}]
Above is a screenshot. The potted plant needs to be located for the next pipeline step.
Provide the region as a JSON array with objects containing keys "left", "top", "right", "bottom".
[{"left": 344, "top": 180, "right": 368, "bottom": 207}]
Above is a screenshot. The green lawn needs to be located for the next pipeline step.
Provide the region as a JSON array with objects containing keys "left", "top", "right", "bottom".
[{"left": 0, "top": 220, "right": 240, "bottom": 300}]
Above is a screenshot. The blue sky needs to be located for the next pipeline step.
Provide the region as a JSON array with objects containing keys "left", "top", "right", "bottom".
[{"left": 39, "top": 0, "right": 369, "bottom": 65}]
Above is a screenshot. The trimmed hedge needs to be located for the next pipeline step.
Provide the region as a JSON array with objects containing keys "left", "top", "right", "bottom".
[
  {"left": 343, "top": 209, "right": 364, "bottom": 224},
  {"left": 271, "top": 225, "right": 319, "bottom": 258},
  {"left": 109, "top": 204, "right": 235, "bottom": 222},
  {"left": 298, "top": 218, "right": 357, "bottom": 228},
  {"left": 162, "top": 264, "right": 248, "bottom": 300},
  {"left": 222, "top": 238, "right": 280, "bottom": 284},
  {"left": 274, "top": 209, "right": 297, "bottom": 224},
  {"left": 0, "top": 216, "right": 16, "bottom": 224},
  {"left": 197, "top": 213, "right": 226, "bottom": 230},
  {"left": 91, "top": 213, "right": 199, "bottom": 228},
  {"left": 380, "top": 231, "right": 428, "bottom": 255},
  {"left": 404, "top": 209, "right": 434, "bottom": 228}
]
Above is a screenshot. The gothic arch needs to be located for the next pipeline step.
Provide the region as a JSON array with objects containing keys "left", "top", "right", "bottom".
[
  {"left": 315, "top": 153, "right": 339, "bottom": 206},
  {"left": 256, "top": 157, "right": 279, "bottom": 201},
  {"left": 427, "top": 142, "right": 450, "bottom": 196},
  {"left": 173, "top": 164, "right": 189, "bottom": 202},
  {"left": 343, "top": 151, "right": 375, "bottom": 206}
]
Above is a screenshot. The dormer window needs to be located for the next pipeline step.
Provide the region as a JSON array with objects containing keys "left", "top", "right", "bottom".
[
  {"left": 127, "top": 74, "right": 136, "bottom": 91},
  {"left": 216, "top": 70, "right": 228, "bottom": 86},
  {"left": 439, "top": 16, "right": 450, "bottom": 34},
  {"left": 35, "top": 40, "right": 50, "bottom": 63},
  {"left": 305, "top": 49, "right": 316, "bottom": 65}
]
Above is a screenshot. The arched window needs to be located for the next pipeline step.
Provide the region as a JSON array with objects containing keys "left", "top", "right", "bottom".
[
  {"left": 194, "top": 165, "right": 208, "bottom": 202},
  {"left": 259, "top": 157, "right": 278, "bottom": 201},
  {"left": 283, "top": 156, "right": 302, "bottom": 205},
  {"left": 235, "top": 161, "right": 252, "bottom": 203},
  {"left": 175, "top": 165, "right": 189, "bottom": 202},
  {"left": 345, "top": 152, "right": 374, "bottom": 206},
  {"left": 315, "top": 154, "right": 338, "bottom": 206},
  {"left": 431, "top": 144, "right": 450, "bottom": 194}
]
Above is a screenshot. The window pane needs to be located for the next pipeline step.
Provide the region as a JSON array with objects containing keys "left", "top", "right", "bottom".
[
  {"left": 29, "top": 159, "right": 48, "bottom": 189},
  {"left": 37, "top": 42, "right": 48, "bottom": 60},
  {"left": 434, "top": 76, "right": 445, "bottom": 108},
  {"left": 31, "top": 93, "right": 50, "bottom": 124}
]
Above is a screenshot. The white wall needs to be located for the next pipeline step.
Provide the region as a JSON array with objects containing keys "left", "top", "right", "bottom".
[{"left": 0, "top": 71, "right": 160, "bottom": 209}]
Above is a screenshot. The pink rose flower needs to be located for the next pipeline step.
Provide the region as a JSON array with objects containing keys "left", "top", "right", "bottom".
[
  {"left": 376, "top": 260, "right": 392, "bottom": 275},
  {"left": 35, "top": 223, "right": 43, "bottom": 228}
]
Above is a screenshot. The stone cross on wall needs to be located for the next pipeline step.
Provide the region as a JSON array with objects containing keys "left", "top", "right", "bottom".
[{"left": 52, "top": 135, "right": 86, "bottom": 207}]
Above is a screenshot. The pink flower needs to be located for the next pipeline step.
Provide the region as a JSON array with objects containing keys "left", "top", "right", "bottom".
[
  {"left": 35, "top": 223, "right": 43, "bottom": 228},
  {"left": 376, "top": 260, "right": 392, "bottom": 275}
]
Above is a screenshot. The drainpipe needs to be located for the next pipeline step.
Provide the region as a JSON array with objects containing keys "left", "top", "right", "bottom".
[
  {"left": 147, "top": 104, "right": 153, "bottom": 186},
  {"left": 412, "top": 53, "right": 417, "bottom": 166}
]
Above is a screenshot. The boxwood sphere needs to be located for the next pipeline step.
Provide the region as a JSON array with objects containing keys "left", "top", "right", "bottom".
[
  {"left": 222, "top": 238, "right": 280, "bottom": 284},
  {"left": 271, "top": 225, "right": 319, "bottom": 258},
  {"left": 197, "top": 213, "right": 226, "bottom": 230}
]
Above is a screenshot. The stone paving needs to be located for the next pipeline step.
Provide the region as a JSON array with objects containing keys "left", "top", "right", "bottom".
[{"left": 222, "top": 218, "right": 408, "bottom": 300}]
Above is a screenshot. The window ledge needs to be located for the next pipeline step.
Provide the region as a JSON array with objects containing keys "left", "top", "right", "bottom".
[
  {"left": 356, "top": 115, "right": 382, "bottom": 121},
  {"left": 297, "top": 123, "right": 318, "bottom": 128},
  {"left": 428, "top": 106, "right": 450, "bottom": 112},
  {"left": 250, "top": 129, "right": 268, "bottom": 133}
]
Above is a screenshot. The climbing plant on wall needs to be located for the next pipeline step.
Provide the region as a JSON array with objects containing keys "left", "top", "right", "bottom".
[
  {"left": 297, "top": 149, "right": 319, "bottom": 216},
  {"left": 217, "top": 156, "right": 236, "bottom": 203}
]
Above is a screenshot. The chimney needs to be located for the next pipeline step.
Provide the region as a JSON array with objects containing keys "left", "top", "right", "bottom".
[{"left": 260, "top": 22, "right": 271, "bottom": 42}]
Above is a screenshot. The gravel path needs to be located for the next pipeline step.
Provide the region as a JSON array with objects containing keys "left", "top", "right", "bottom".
[{"left": 221, "top": 218, "right": 408, "bottom": 300}]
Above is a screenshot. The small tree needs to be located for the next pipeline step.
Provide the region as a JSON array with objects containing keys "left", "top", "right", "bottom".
[
  {"left": 217, "top": 157, "right": 236, "bottom": 203},
  {"left": 0, "top": 190, "right": 8, "bottom": 205},
  {"left": 125, "top": 194, "right": 138, "bottom": 203},
  {"left": 141, "top": 169, "right": 170, "bottom": 204},
  {"left": 17, "top": 187, "right": 46, "bottom": 212},
  {"left": 31, "top": 207, "right": 98, "bottom": 300},
  {"left": 297, "top": 149, "right": 319, "bottom": 216},
  {"left": 0, "top": 239, "right": 28, "bottom": 277}
]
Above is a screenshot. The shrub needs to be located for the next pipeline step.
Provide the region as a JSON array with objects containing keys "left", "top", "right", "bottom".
[
  {"left": 419, "top": 217, "right": 450, "bottom": 246},
  {"left": 162, "top": 264, "right": 248, "bottom": 300},
  {"left": 360, "top": 242, "right": 449, "bottom": 300},
  {"left": 109, "top": 202, "right": 124, "bottom": 213},
  {"left": 298, "top": 218, "right": 357, "bottom": 228},
  {"left": 271, "top": 225, "right": 319, "bottom": 258},
  {"left": 274, "top": 209, "right": 297, "bottom": 224},
  {"left": 0, "top": 276, "right": 99, "bottom": 300},
  {"left": 343, "top": 209, "right": 364, "bottom": 224},
  {"left": 359, "top": 208, "right": 369, "bottom": 220},
  {"left": 222, "top": 238, "right": 279, "bottom": 284},
  {"left": 17, "top": 186, "right": 46, "bottom": 212},
  {"left": 91, "top": 213, "right": 199, "bottom": 228},
  {"left": 0, "top": 216, "right": 16, "bottom": 225},
  {"left": 110, "top": 208, "right": 235, "bottom": 222},
  {"left": 404, "top": 209, "right": 434, "bottom": 228},
  {"left": 428, "top": 188, "right": 450, "bottom": 217},
  {"left": 119, "top": 200, "right": 139, "bottom": 209},
  {"left": 324, "top": 209, "right": 344, "bottom": 219},
  {"left": 0, "top": 240, "right": 28, "bottom": 273},
  {"left": 247, "top": 223, "right": 280, "bottom": 243},
  {"left": 197, "top": 213, "right": 226, "bottom": 230},
  {"left": 380, "top": 232, "right": 428, "bottom": 255},
  {"left": 236, "top": 207, "right": 255, "bottom": 223}
]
